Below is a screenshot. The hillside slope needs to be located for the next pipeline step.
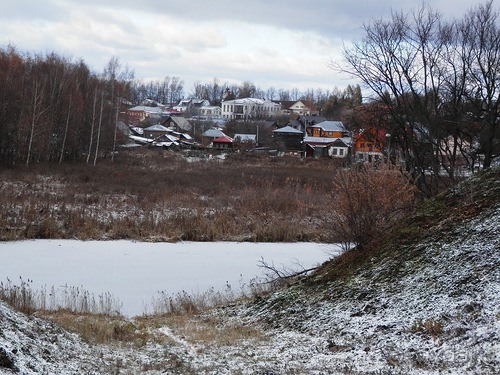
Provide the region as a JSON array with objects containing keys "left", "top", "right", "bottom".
[
  {"left": 1, "top": 168, "right": 499, "bottom": 374},
  {"left": 189, "top": 168, "right": 500, "bottom": 374}
]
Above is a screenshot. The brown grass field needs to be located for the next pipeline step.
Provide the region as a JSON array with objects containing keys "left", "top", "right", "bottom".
[{"left": 0, "top": 149, "right": 343, "bottom": 242}]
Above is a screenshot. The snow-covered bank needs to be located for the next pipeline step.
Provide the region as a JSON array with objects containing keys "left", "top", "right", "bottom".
[
  {"left": 1, "top": 169, "right": 499, "bottom": 374},
  {"left": 0, "top": 240, "right": 337, "bottom": 317},
  {"left": 1, "top": 205, "right": 498, "bottom": 374}
]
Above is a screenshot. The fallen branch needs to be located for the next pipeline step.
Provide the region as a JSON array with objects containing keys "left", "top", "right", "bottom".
[{"left": 257, "top": 257, "right": 318, "bottom": 283}]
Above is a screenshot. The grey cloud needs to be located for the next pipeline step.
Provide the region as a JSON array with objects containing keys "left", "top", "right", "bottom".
[
  {"left": 65, "top": 0, "right": 479, "bottom": 42},
  {"left": 11, "top": 0, "right": 483, "bottom": 42},
  {"left": 0, "top": 0, "right": 65, "bottom": 22}
]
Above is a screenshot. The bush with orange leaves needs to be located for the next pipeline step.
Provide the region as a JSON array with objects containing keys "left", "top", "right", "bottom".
[{"left": 330, "top": 163, "right": 417, "bottom": 251}]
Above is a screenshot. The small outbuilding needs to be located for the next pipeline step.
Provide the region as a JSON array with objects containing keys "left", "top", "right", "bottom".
[
  {"left": 212, "top": 135, "right": 233, "bottom": 150},
  {"left": 272, "top": 125, "right": 304, "bottom": 151}
]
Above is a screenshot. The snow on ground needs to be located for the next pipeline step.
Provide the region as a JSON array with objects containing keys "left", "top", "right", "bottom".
[
  {"left": 177, "top": 205, "right": 500, "bottom": 374},
  {"left": 0, "top": 208, "right": 499, "bottom": 373},
  {"left": 0, "top": 301, "right": 116, "bottom": 374}
]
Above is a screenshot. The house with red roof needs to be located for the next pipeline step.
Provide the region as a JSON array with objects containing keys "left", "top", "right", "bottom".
[{"left": 212, "top": 135, "right": 233, "bottom": 150}]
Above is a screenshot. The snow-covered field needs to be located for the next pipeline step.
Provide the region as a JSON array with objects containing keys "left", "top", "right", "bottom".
[{"left": 0, "top": 240, "right": 337, "bottom": 316}]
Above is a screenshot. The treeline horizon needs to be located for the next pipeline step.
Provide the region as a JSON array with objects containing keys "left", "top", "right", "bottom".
[{"left": 0, "top": 43, "right": 363, "bottom": 167}]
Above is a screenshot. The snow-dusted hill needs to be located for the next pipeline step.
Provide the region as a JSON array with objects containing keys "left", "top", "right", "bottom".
[{"left": 1, "top": 169, "right": 499, "bottom": 374}]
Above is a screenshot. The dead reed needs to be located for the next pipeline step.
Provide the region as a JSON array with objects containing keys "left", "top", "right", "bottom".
[
  {"left": 0, "top": 149, "right": 339, "bottom": 242},
  {"left": 0, "top": 276, "right": 270, "bottom": 346},
  {"left": 0, "top": 277, "right": 122, "bottom": 316}
]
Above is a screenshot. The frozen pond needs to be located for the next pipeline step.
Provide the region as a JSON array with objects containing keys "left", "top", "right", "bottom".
[{"left": 0, "top": 240, "right": 339, "bottom": 317}]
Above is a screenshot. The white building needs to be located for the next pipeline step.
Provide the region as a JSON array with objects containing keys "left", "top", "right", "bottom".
[
  {"left": 221, "top": 98, "right": 281, "bottom": 120},
  {"left": 173, "top": 98, "right": 211, "bottom": 113}
]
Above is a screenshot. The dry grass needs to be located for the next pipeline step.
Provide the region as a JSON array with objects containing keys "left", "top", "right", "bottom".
[
  {"left": 0, "top": 274, "right": 270, "bottom": 347},
  {"left": 148, "top": 277, "right": 275, "bottom": 316},
  {"left": 411, "top": 318, "right": 443, "bottom": 339},
  {"left": 0, "top": 278, "right": 122, "bottom": 316},
  {"left": 40, "top": 311, "right": 168, "bottom": 346},
  {"left": 139, "top": 313, "right": 267, "bottom": 348},
  {"left": 0, "top": 149, "right": 340, "bottom": 242}
]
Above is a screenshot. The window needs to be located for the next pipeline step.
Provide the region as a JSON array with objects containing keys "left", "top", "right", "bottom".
[{"left": 339, "top": 149, "right": 344, "bottom": 156}]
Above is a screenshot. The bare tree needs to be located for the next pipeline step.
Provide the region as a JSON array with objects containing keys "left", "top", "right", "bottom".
[
  {"left": 338, "top": 1, "right": 500, "bottom": 192},
  {"left": 86, "top": 84, "right": 99, "bottom": 164},
  {"left": 93, "top": 90, "right": 104, "bottom": 166},
  {"left": 25, "top": 77, "right": 50, "bottom": 166},
  {"left": 257, "top": 257, "right": 318, "bottom": 284},
  {"left": 59, "top": 95, "right": 72, "bottom": 163},
  {"left": 337, "top": 3, "right": 483, "bottom": 195},
  {"left": 461, "top": 0, "right": 500, "bottom": 168},
  {"left": 169, "top": 76, "right": 184, "bottom": 104},
  {"left": 237, "top": 81, "right": 256, "bottom": 98},
  {"left": 266, "top": 86, "right": 277, "bottom": 101}
]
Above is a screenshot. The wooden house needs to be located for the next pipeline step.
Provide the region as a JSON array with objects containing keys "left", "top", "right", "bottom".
[
  {"left": 353, "top": 127, "right": 386, "bottom": 162},
  {"left": 304, "top": 136, "right": 351, "bottom": 158},
  {"left": 212, "top": 135, "right": 233, "bottom": 150},
  {"left": 234, "top": 134, "right": 257, "bottom": 150},
  {"left": 308, "top": 121, "right": 347, "bottom": 138},
  {"left": 126, "top": 106, "right": 164, "bottom": 123},
  {"left": 272, "top": 125, "right": 304, "bottom": 150}
]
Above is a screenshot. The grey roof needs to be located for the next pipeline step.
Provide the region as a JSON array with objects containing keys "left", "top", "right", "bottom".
[
  {"left": 170, "top": 116, "right": 193, "bottom": 131},
  {"left": 310, "top": 121, "right": 346, "bottom": 132},
  {"left": 304, "top": 136, "right": 352, "bottom": 145},
  {"left": 144, "top": 124, "right": 169, "bottom": 132},
  {"left": 128, "top": 106, "right": 163, "bottom": 113},
  {"left": 203, "top": 128, "right": 226, "bottom": 138},
  {"left": 273, "top": 125, "right": 303, "bottom": 134}
]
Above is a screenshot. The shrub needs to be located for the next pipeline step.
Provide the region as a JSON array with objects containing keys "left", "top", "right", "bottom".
[{"left": 329, "top": 163, "right": 417, "bottom": 251}]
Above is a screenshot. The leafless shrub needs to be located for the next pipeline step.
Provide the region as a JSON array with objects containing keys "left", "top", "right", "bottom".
[{"left": 328, "top": 163, "right": 417, "bottom": 251}]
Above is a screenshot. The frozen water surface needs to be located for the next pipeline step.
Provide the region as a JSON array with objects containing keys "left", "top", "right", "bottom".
[{"left": 0, "top": 240, "right": 337, "bottom": 316}]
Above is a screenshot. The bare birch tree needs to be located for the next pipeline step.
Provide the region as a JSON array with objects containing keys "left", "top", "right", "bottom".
[
  {"left": 86, "top": 85, "right": 98, "bottom": 164},
  {"left": 26, "top": 77, "right": 50, "bottom": 166},
  {"left": 93, "top": 91, "right": 104, "bottom": 166}
]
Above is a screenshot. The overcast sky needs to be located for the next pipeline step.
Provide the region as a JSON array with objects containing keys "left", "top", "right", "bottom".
[{"left": 0, "top": 0, "right": 485, "bottom": 95}]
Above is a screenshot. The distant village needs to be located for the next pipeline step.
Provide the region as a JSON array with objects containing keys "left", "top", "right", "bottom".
[{"left": 123, "top": 96, "right": 383, "bottom": 161}]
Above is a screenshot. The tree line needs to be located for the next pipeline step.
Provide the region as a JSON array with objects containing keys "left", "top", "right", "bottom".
[
  {"left": 0, "top": 43, "right": 365, "bottom": 167},
  {"left": 0, "top": 47, "right": 135, "bottom": 166},
  {"left": 338, "top": 0, "right": 500, "bottom": 196}
]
